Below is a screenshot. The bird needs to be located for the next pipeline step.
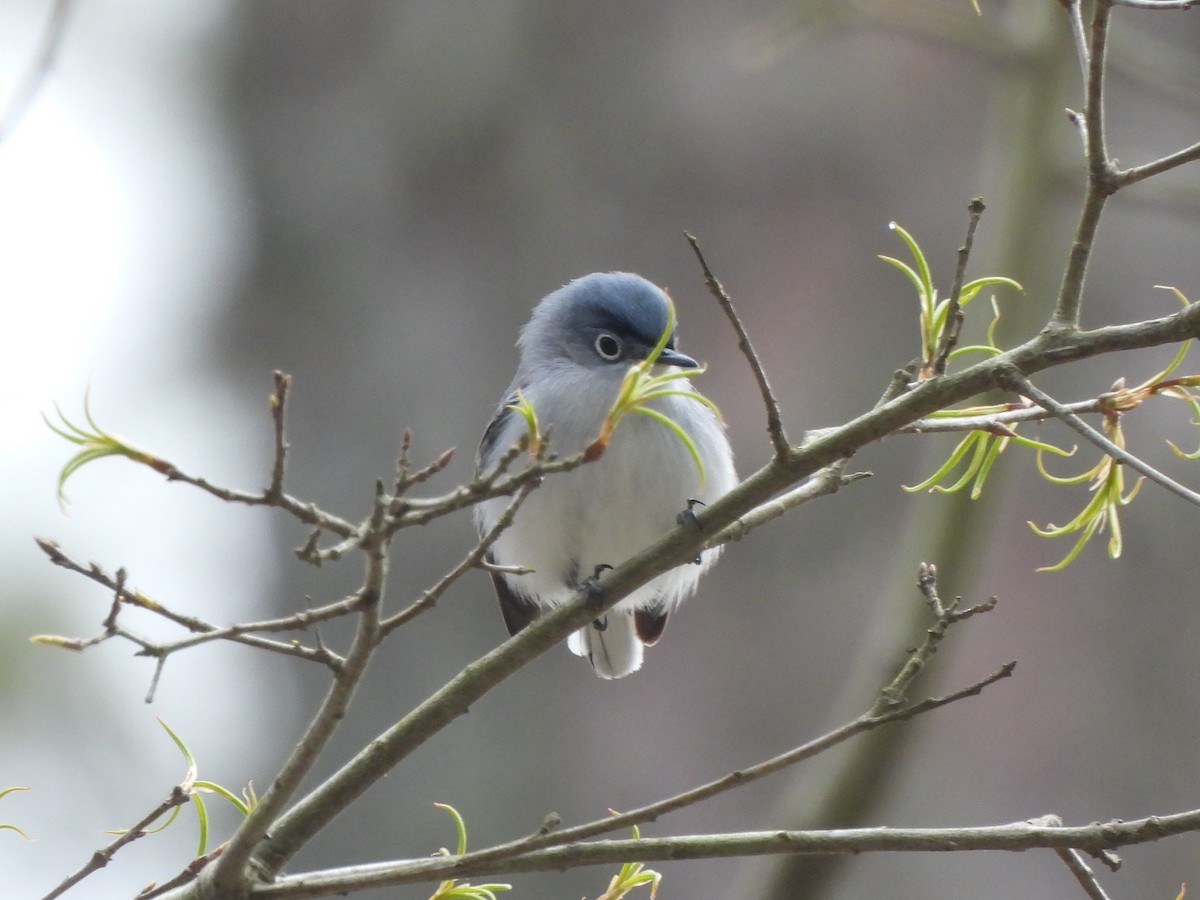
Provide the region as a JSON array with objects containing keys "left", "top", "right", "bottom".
[{"left": 474, "top": 272, "right": 737, "bottom": 678}]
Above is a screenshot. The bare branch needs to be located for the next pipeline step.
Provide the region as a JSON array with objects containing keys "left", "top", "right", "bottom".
[
  {"left": 135, "top": 845, "right": 227, "bottom": 900},
  {"left": 253, "top": 656, "right": 1015, "bottom": 897},
  {"left": 1113, "top": 138, "right": 1200, "bottom": 189},
  {"left": 207, "top": 496, "right": 390, "bottom": 895},
  {"left": 1065, "top": 0, "right": 1091, "bottom": 86},
  {"left": 265, "top": 371, "right": 291, "bottom": 500},
  {"left": 932, "top": 198, "right": 986, "bottom": 376},
  {"left": 685, "top": 231, "right": 790, "bottom": 459},
  {"left": 900, "top": 397, "right": 1100, "bottom": 433},
  {"left": 249, "top": 555, "right": 1006, "bottom": 884},
  {"left": 386, "top": 446, "right": 587, "bottom": 527},
  {"left": 1110, "top": 0, "right": 1195, "bottom": 8},
  {"left": 249, "top": 806, "right": 1200, "bottom": 895},
  {"left": 392, "top": 437, "right": 456, "bottom": 499},
  {"left": 1052, "top": 1, "right": 1115, "bottom": 330},
  {"left": 994, "top": 365, "right": 1200, "bottom": 509},
  {"left": 709, "top": 461, "right": 870, "bottom": 549},
  {"left": 1055, "top": 844, "right": 1115, "bottom": 900},
  {"left": 33, "top": 540, "right": 345, "bottom": 683},
  {"left": 1084, "top": 1, "right": 1113, "bottom": 187},
  {"left": 381, "top": 476, "right": 541, "bottom": 635},
  {"left": 40, "top": 783, "right": 192, "bottom": 900}
]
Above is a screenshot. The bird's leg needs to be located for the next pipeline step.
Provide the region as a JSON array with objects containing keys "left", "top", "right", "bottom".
[
  {"left": 676, "top": 498, "right": 705, "bottom": 564},
  {"left": 581, "top": 563, "right": 613, "bottom": 623}
]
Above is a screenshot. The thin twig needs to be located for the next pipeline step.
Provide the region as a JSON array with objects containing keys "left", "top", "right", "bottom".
[
  {"left": 1113, "top": 139, "right": 1200, "bottom": 189},
  {"left": 39, "top": 784, "right": 191, "bottom": 900},
  {"left": 392, "top": 443, "right": 456, "bottom": 501},
  {"left": 1110, "top": 0, "right": 1195, "bottom": 8},
  {"left": 266, "top": 371, "right": 291, "bottom": 499},
  {"left": 162, "top": 465, "right": 357, "bottom": 537},
  {"left": 900, "top": 397, "right": 1100, "bottom": 433},
  {"left": 1065, "top": 0, "right": 1091, "bottom": 89},
  {"left": 135, "top": 844, "right": 227, "bottom": 899},
  {"left": 1052, "top": 0, "right": 1116, "bottom": 330},
  {"left": 382, "top": 478, "right": 541, "bottom": 635},
  {"left": 994, "top": 365, "right": 1200, "bottom": 508},
  {"left": 34, "top": 540, "right": 344, "bottom": 682},
  {"left": 387, "top": 448, "right": 587, "bottom": 527},
  {"left": 932, "top": 198, "right": 986, "bottom": 376},
  {"left": 1055, "top": 845, "right": 1114, "bottom": 900},
  {"left": 147, "top": 604, "right": 352, "bottom": 667},
  {"left": 875, "top": 563, "right": 999, "bottom": 712},
  {"left": 709, "top": 461, "right": 870, "bottom": 548},
  {"left": 685, "top": 231, "right": 790, "bottom": 459}
]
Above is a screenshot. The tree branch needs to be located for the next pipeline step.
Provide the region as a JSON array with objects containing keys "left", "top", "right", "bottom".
[
  {"left": 231, "top": 295, "right": 1200, "bottom": 882},
  {"left": 994, "top": 365, "right": 1200, "bottom": 508},
  {"left": 251, "top": 807, "right": 1200, "bottom": 897},
  {"left": 1113, "top": 138, "right": 1200, "bottom": 189},
  {"left": 206, "top": 492, "right": 391, "bottom": 894},
  {"left": 685, "top": 231, "right": 790, "bottom": 460},
  {"left": 41, "top": 783, "right": 192, "bottom": 900},
  {"left": 931, "top": 198, "right": 986, "bottom": 376},
  {"left": 33, "top": 540, "right": 342, "bottom": 689},
  {"left": 1054, "top": 843, "right": 1115, "bottom": 900}
]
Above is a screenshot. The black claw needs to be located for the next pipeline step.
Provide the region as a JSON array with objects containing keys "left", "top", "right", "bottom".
[
  {"left": 581, "top": 563, "right": 612, "bottom": 608},
  {"left": 592, "top": 615, "right": 608, "bottom": 632}
]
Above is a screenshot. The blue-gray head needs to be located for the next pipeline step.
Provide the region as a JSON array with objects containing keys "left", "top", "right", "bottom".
[{"left": 517, "top": 272, "right": 698, "bottom": 374}]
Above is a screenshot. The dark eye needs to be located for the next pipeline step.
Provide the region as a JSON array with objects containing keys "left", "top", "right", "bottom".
[{"left": 594, "top": 333, "right": 622, "bottom": 360}]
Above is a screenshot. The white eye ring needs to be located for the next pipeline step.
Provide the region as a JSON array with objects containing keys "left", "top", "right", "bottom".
[{"left": 594, "top": 333, "right": 622, "bottom": 360}]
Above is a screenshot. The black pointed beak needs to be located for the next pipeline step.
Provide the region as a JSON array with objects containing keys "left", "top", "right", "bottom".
[{"left": 655, "top": 346, "right": 699, "bottom": 369}]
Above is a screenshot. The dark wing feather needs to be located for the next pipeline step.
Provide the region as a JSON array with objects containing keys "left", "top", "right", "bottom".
[
  {"left": 634, "top": 608, "right": 669, "bottom": 645},
  {"left": 478, "top": 391, "right": 540, "bottom": 636},
  {"left": 487, "top": 554, "right": 541, "bottom": 636},
  {"left": 476, "top": 387, "right": 524, "bottom": 475}
]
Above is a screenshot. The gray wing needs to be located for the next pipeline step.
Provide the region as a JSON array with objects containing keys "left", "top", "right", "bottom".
[
  {"left": 478, "top": 390, "right": 541, "bottom": 635},
  {"left": 475, "top": 387, "right": 524, "bottom": 476},
  {"left": 487, "top": 553, "right": 542, "bottom": 636}
]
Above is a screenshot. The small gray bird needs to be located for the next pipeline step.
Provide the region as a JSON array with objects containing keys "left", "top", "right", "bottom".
[{"left": 475, "top": 272, "right": 737, "bottom": 678}]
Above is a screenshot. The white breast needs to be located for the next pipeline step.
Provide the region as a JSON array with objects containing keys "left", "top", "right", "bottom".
[{"left": 477, "top": 364, "right": 736, "bottom": 615}]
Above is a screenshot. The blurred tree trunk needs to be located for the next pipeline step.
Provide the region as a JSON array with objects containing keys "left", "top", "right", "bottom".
[{"left": 732, "top": 4, "right": 1072, "bottom": 897}]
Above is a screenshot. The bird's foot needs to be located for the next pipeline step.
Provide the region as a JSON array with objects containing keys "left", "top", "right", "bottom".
[{"left": 582, "top": 563, "right": 613, "bottom": 612}]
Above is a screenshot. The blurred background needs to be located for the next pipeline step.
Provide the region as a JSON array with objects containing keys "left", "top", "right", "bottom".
[{"left": 3, "top": 1, "right": 1200, "bottom": 897}]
